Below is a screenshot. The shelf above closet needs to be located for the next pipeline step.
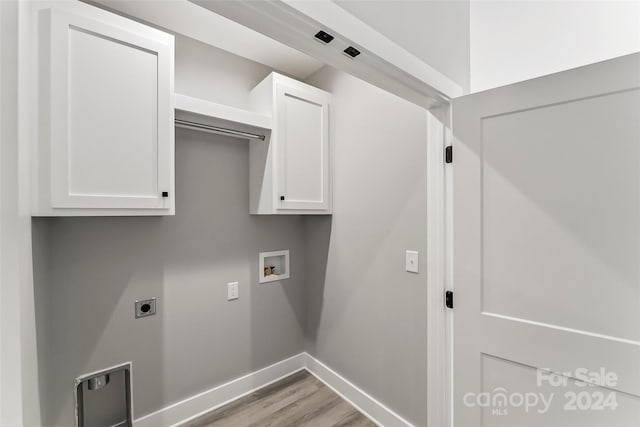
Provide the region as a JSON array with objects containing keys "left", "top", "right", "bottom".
[{"left": 174, "top": 93, "right": 272, "bottom": 140}]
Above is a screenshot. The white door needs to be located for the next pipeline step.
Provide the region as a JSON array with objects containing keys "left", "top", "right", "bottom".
[
  {"left": 453, "top": 53, "right": 640, "bottom": 427},
  {"left": 275, "top": 80, "right": 330, "bottom": 211},
  {"left": 48, "top": 7, "right": 173, "bottom": 210}
]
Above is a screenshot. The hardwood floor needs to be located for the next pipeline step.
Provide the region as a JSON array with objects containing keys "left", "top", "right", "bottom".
[{"left": 180, "top": 370, "right": 377, "bottom": 427}]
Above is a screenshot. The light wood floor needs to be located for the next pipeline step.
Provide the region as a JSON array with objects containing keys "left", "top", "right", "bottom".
[{"left": 181, "top": 370, "right": 377, "bottom": 427}]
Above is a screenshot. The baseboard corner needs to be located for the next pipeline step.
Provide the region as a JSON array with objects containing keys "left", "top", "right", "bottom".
[
  {"left": 134, "top": 351, "right": 412, "bottom": 427},
  {"left": 302, "top": 352, "right": 413, "bottom": 427}
]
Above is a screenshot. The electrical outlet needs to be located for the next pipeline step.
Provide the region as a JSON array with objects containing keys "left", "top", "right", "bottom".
[
  {"left": 405, "top": 250, "right": 419, "bottom": 273},
  {"left": 135, "top": 298, "right": 156, "bottom": 318},
  {"left": 227, "top": 282, "right": 239, "bottom": 301}
]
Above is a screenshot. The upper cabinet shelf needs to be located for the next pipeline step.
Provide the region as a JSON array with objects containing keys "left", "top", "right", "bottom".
[
  {"left": 30, "top": 2, "right": 175, "bottom": 216},
  {"left": 175, "top": 94, "right": 272, "bottom": 130},
  {"left": 174, "top": 94, "right": 272, "bottom": 141}
]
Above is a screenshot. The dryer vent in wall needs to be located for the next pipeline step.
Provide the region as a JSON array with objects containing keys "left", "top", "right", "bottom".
[{"left": 75, "top": 362, "right": 133, "bottom": 427}]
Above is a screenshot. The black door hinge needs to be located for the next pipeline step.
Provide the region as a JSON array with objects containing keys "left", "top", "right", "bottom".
[
  {"left": 445, "top": 290, "right": 454, "bottom": 309},
  {"left": 445, "top": 145, "right": 453, "bottom": 164}
]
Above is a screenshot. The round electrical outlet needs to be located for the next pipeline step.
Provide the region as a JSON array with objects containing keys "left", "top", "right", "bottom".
[{"left": 135, "top": 298, "right": 156, "bottom": 318}]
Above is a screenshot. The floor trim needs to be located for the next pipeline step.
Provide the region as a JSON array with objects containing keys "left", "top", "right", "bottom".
[
  {"left": 304, "top": 353, "right": 413, "bottom": 427},
  {"left": 134, "top": 352, "right": 413, "bottom": 427},
  {"left": 134, "top": 353, "right": 306, "bottom": 427}
]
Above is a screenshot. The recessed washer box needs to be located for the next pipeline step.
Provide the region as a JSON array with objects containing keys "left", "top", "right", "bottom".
[{"left": 259, "top": 250, "right": 290, "bottom": 283}]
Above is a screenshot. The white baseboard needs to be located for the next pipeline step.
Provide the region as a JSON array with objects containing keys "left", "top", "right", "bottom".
[
  {"left": 134, "top": 352, "right": 412, "bottom": 427},
  {"left": 304, "top": 353, "right": 413, "bottom": 427},
  {"left": 134, "top": 353, "right": 306, "bottom": 427}
]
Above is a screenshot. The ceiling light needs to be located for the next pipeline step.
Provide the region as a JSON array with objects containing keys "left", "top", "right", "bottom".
[
  {"left": 314, "top": 30, "right": 334, "bottom": 44},
  {"left": 343, "top": 46, "right": 361, "bottom": 58}
]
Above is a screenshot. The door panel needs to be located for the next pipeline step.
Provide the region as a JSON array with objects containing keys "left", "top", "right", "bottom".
[
  {"left": 67, "top": 26, "right": 158, "bottom": 199},
  {"left": 482, "top": 89, "right": 640, "bottom": 341},
  {"left": 480, "top": 355, "right": 640, "bottom": 427},
  {"left": 282, "top": 93, "right": 323, "bottom": 203},
  {"left": 453, "top": 54, "right": 640, "bottom": 427}
]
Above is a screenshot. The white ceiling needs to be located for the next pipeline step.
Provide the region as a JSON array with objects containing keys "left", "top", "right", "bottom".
[
  {"left": 89, "top": 0, "right": 463, "bottom": 104},
  {"left": 191, "top": 0, "right": 462, "bottom": 104},
  {"left": 332, "top": 0, "right": 470, "bottom": 91},
  {"left": 89, "top": 0, "right": 325, "bottom": 79}
]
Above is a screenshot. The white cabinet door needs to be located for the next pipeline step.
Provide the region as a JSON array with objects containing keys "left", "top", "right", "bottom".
[
  {"left": 43, "top": 7, "right": 174, "bottom": 214},
  {"left": 249, "top": 72, "right": 331, "bottom": 215},
  {"left": 453, "top": 53, "right": 640, "bottom": 426},
  {"left": 274, "top": 80, "right": 330, "bottom": 211}
]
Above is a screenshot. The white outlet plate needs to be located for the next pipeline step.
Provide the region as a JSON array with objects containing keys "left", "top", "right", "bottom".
[
  {"left": 227, "top": 282, "right": 239, "bottom": 301},
  {"left": 405, "top": 250, "right": 419, "bottom": 273}
]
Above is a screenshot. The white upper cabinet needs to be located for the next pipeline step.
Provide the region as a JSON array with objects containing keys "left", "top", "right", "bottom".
[
  {"left": 249, "top": 73, "right": 331, "bottom": 215},
  {"left": 31, "top": 3, "right": 174, "bottom": 216}
]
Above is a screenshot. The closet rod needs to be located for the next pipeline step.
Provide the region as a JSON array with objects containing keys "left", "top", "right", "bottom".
[{"left": 175, "top": 118, "right": 266, "bottom": 141}]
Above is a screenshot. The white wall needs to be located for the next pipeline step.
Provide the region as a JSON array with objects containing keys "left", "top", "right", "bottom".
[
  {"left": 332, "top": 0, "right": 640, "bottom": 94},
  {"left": 1, "top": 1, "right": 41, "bottom": 425},
  {"left": 470, "top": 0, "right": 640, "bottom": 92}
]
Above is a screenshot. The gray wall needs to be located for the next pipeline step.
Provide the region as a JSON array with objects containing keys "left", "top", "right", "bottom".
[
  {"left": 32, "top": 35, "right": 431, "bottom": 427},
  {"left": 32, "top": 37, "right": 307, "bottom": 426},
  {"left": 304, "top": 67, "right": 430, "bottom": 426},
  {"left": 174, "top": 35, "right": 273, "bottom": 109}
]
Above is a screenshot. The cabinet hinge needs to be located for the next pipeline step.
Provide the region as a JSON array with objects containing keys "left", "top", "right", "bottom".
[
  {"left": 445, "top": 290, "right": 454, "bottom": 309},
  {"left": 280, "top": 196, "right": 285, "bottom": 201},
  {"left": 161, "top": 191, "right": 169, "bottom": 198},
  {"left": 445, "top": 145, "right": 453, "bottom": 164}
]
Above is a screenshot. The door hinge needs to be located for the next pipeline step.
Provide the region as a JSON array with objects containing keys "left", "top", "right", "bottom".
[
  {"left": 445, "top": 290, "right": 454, "bottom": 309},
  {"left": 445, "top": 145, "right": 453, "bottom": 164}
]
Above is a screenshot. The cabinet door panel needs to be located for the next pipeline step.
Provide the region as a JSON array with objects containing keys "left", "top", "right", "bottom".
[
  {"left": 276, "top": 83, "right": 330, "bottom": 211},
  {"left": 49, "top": 9, "right": 172, "bottom": 209}
]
